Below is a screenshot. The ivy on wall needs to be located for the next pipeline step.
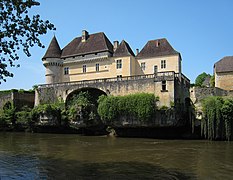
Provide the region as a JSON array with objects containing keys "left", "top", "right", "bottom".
[
  {"left": 201, "top": 96, "right": 233, "bottom": 141},
  {"left": 97, "top": 93, "right": 159, "bottom": 124}
]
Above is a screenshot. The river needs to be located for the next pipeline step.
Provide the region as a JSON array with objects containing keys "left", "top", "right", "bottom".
[{"left": 0, "top": 132, "right": 232, "bottom": 180}]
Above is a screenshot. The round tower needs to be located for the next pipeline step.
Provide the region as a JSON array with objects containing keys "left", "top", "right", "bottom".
[{"left": 42, "top": 36, "right": 62, "bottom": 84}]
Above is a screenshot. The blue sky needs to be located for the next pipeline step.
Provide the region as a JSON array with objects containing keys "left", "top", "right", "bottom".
[{"left": 1, "top": 0, "right": 233, "bottom": 90}]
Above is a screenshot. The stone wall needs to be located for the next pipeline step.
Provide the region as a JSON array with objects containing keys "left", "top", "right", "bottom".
[
  {"left": 0, "top": 92, "right": 12, "bottom": 109},
  {"left": 0, "top": 91, "right": 35, "bottom": 110},
  {"left": 190, "top": 87, "right": 228, "bottom": 120},
  {"left": 190, "top": 87, "right": 227, "bottom": 104},
  {"left": 36, "top": 73, "right": 187, "bottom": 108}
]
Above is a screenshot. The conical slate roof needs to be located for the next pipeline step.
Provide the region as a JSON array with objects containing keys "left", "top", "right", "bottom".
[
  {"left": 136, "top": 38, "right": 179, "bottom": 59},
  {"left": 42, "top": 36, "right": 61, "bottom": 59},
  {"left": 113, "top": 40, "right": 135, "bottom": 57}
]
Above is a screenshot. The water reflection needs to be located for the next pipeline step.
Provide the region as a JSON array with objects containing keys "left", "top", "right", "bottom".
[{"left": 0, "top": 133, "right": 232, "bottom": 179}]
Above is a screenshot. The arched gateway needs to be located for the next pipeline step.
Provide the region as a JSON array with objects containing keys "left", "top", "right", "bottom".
[{"left": 65, "top": 87, "right": 107, "bottom": 107}]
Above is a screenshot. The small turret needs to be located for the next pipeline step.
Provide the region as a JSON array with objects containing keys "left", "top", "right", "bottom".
[{"left": 42, "top": 36, "right": 62, "bottom": 84}]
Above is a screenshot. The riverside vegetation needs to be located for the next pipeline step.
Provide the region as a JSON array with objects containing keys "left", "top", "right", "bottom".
[
  {"left": 1, "top": 90, "right": 233, "bottom": 141},
  {"left": 0, "top": 92, "right": 159, "bottom": 133},
  {"left": 201, "top": 96, "right": 233, "bottom": 141}
]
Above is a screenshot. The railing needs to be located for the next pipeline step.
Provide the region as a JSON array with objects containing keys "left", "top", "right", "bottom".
[{"left": 38, "top": 71, "right": 189, "bottom": 88}]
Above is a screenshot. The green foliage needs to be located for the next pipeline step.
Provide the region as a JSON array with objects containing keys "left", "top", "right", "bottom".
[
  {"left": 0, "top": 0, "right": 56, "bottom": 83},
  {"left": 221, "top": 99, "right": 233, "bottom": 141},
  {"left": 159, "top": 105, "right": 169, "bottom": 111},
  {"left": 202, "top": 96, "right": 233, "bottom": 140},
  {"left": 195, "top": 72, "right": 210, "bottom": 87},
  {"left": 16, "top": 106, "right": 32, "bottom": 125},
  {"left": 97, "top": 93, "right": 158, "bottom": 124},
  {"left": 0, "top": 101, "right": 16, "bottom": 127},
  {"left": 32, "top": 103, "right": 61, "bottom": 118},
  {"left": 66, "top": 91, "right": 100, "bottom": 125}
]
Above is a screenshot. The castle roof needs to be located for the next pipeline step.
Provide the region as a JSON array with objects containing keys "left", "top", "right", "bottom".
[
  {"left": 136, "top": 38, "right": 180, "bottom": 59},
  {"left": 113, "top": 40, "right": 135, "bottom": 57},
  {"left": 61, "top": 32, "right": 113, "bottom": 58},
  {"left": 214, "top": 56, "right": 233, "bottom": 73},
  {"left": 42, "top": 36, "right": 61, "bottom": 59}
]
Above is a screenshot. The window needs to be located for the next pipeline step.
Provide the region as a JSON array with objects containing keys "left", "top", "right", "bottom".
[
  {"left": 161, "top": 60, "right": 166, "bottom": 69},
  {"left": 83, "top": 65, "right": 86, "bottom": 73},
  {"left": 141, "top": 62, "right": 146, "bottom": 71},
  {"left": 96, "top": 63, "right": 100, "bottom": 72},
  {"left": 162, "top": 80, "right": 167, "bottom": 91},
  {"left": 154, "top": 65, "right": 158, "bottom": 74},
  {"left": 116, "top": 59, "right": 122, "bottom": 69},
  {"left": 64, "top": 67, "right": 69, "bottom": 75},
  {"left": 117, "top": 75, "right": 122, "bottom": 80}
]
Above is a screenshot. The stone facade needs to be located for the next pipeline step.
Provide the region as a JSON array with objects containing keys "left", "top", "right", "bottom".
[{"left": 215, "top": 72, "right": 233, "bottom": 90}]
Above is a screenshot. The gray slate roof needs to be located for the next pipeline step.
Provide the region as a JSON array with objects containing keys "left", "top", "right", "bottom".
[
  {"left": 136, "top": 38, "right": 180, "bottom": 59},
  {"left": 42, "top": 36, "right": 61, "bottom": 59},
  {"left": 215, "top": 56, "right": 233, "bottom": 73},
  {"left": 113, "top": 40, "right": 135, "bottom": 57},
  {"left": 61, "top": 32, "right": 113, "bottom": 58}
]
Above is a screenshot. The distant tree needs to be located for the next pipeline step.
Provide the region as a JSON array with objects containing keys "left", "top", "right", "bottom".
[
  {"left": 0, "top": 0, "right": 55, "bottom": 83},
  {"left": 195, "top": 72, "right": 210, "bottom": 87}
]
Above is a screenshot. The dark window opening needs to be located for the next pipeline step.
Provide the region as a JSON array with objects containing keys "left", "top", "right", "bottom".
[
  {"left": 117, "top": 75, "right": 122, "bottom": 81},
  {"left": 161, "top": 60, "right": 166, "bottom": 69},
  {"left": 96, "top": 63, "right": 99, "bottom": 72},
  {"left": 64, "top": 67, "right": 69, "bottom": 75},
  {"left": 83, "top": 65, "right": 87, "bottom": 73},
  {"left": 154, "top": 65, "right": 158, "bottom": 75},
  {"left": 162, "top": 80, "right": 167, "bottom": 91},
  {"left": 116, "top": 59, "right": 122, "bottom": 69}
]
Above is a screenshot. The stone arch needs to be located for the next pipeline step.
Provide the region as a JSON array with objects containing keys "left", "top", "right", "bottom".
[{"left": 65, "top": 87, "right": 107, "bottom": 107}]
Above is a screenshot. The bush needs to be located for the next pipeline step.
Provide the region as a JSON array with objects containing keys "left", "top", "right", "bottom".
[
  {"left": 67, "top": 91, "right": 100, "bottom": 126},
  {"left": 97, "top": 93, "right": 158, "bottom": 124},
  {"left": 16, "top": 106, "right": 32, "bottom": 125}
]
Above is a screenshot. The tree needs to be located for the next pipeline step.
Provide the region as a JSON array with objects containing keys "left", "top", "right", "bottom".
[
  {"left": 0, "top": 0, "right": 55, "bottom": 83},
  {"left": 195, "top": 72, "right": 210, "bottom": 87}
]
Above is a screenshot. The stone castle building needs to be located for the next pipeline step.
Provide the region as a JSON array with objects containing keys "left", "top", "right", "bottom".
[{"left": 38, "top": 30, "right": 190, "bottom": 107}]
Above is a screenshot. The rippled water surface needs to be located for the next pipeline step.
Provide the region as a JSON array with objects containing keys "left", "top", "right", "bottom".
[{"left": 0, "top": 132, "right": 233, "bottom": 179}]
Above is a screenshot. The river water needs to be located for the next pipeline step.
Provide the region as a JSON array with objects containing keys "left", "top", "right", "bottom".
[{"left": 0, "top": 132, "right": 233, "bottom": 180}]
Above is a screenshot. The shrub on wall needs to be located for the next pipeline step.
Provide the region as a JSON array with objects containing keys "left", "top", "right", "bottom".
[{"left": 97, "top": 93, "right": 158, "bottom": 124}]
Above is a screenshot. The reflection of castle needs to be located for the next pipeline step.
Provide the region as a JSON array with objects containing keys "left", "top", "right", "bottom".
[{"left": 40, "top": 30, "right": 190, "bottom": 107}]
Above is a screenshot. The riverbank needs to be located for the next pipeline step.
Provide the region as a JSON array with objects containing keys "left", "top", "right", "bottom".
[{"left": 0, "top": 124, "right": 201, "bottom": 140}]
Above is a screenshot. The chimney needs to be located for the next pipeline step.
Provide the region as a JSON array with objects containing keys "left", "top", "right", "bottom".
[
  {"left": 82, "top": 30, "right": 89, "bottom": 42},
  {"left": 113, "top": 41, "right": 119, "bottom": 51},
  {"left": 136, "top": 49, "right": 139, "bottom": 55}
]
